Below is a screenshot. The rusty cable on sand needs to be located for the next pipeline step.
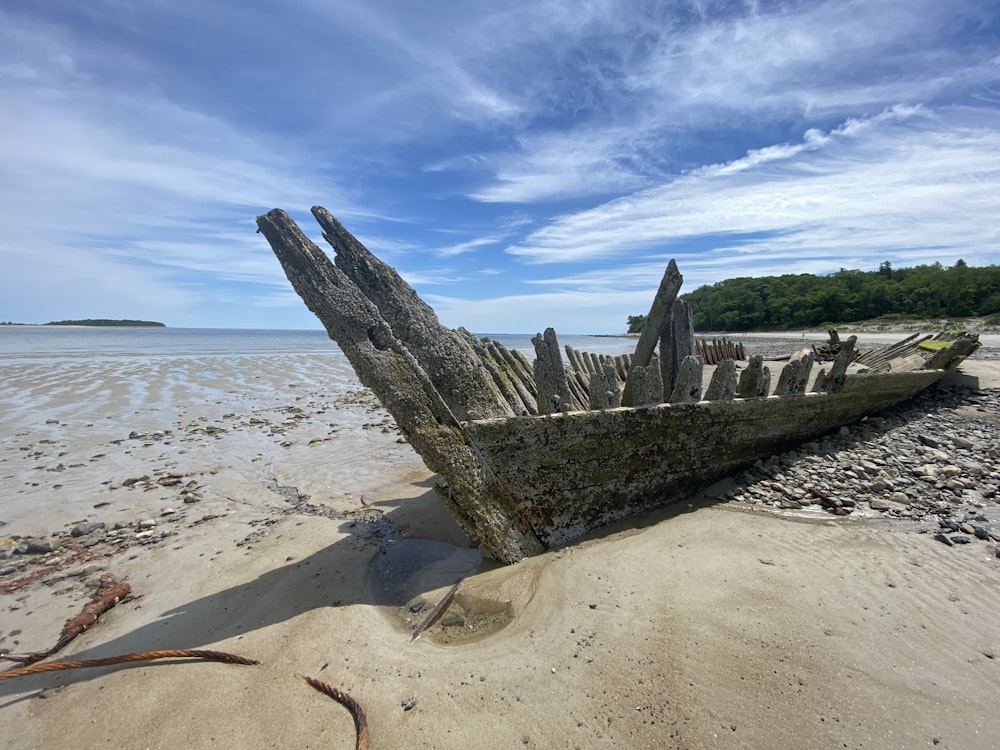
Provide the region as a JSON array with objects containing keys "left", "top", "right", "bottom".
[
  {"left": 302, "top": 675, "right": 370, "bottom": 750},
  {"left": 2, "top": 573, "right": 132, "bottom": 669},
  {"left": 0, "top": 649, "right": 259, "bottom": 681}
]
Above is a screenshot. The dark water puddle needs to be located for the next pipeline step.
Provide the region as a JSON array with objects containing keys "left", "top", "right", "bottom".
[{"left": 366, "top": 539, "right": 513, "bottom": 643}]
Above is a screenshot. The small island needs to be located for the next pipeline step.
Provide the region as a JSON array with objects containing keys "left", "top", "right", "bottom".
[{"left": 43, "top": 319, "right": 166, "bottom": 327}]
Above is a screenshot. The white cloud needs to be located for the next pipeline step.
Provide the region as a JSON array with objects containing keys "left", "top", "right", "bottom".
[
  {"left": 426, "top": 288, "right": 653, "bottom": 335},
  {"left": 504, "top": 107, "right": 1000, "bottom": 272},
  {"left": 458, "top": 0, "right": 1000, "bottom": 204}
]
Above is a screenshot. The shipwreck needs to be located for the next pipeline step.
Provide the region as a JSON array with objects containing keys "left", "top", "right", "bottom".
[{"left": 256, "top": 207, "right": 981, "bottom": 563}]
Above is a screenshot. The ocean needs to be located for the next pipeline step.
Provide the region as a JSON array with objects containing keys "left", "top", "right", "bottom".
[{"left": 0, "top": 326, "right": 637, "bottom": 361}]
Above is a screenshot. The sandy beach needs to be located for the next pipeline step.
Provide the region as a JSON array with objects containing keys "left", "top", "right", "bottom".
[{"left": 2, "top": 335, "right": 1000, "bottom": 749}]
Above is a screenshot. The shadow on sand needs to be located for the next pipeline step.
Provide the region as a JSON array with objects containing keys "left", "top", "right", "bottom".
[{"left": 0, "top": 476, "right": 473, "bottom": 700}]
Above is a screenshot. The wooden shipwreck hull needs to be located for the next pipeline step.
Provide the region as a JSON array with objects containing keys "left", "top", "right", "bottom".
[{"left": 257, "top": 207, "right": 981, "bottom": 563}]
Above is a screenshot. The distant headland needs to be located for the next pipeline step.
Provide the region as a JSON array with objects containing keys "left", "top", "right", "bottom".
[{"left": 0, "top": 319, "right": 166, "bottom": 327}]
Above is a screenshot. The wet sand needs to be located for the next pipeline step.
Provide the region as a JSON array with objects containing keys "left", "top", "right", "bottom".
[{"left": 2, "top": 347, "right": 999, "bottom": 748}]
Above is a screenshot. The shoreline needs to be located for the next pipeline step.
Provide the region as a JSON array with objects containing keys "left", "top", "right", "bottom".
[{"left": 2, "top": 344, "right": 999, "bottom": 748}]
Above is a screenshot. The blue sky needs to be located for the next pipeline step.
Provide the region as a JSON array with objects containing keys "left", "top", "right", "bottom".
[{"left": 2, "top": 1, "right": 999, "bottom": 333}]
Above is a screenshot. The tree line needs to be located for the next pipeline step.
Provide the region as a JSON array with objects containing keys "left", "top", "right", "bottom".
[
  {"left": 43, "top": 319, "right": 166, "bottom": 327},
  {"left": 628, "top": 260, "right": 1000, "bottom": 333}
]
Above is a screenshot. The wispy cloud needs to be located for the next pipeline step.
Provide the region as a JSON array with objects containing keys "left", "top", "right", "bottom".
[{"left": 505, "top": 106, "right": 1000, "bottom": 274}]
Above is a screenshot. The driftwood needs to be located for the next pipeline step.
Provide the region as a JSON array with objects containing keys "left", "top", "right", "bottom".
[
  {"left": 410, "top": 580, "right": 462, "bottom": 643},
  {"left": 631, "top": 260, "right": 683, "bottom": 368}
]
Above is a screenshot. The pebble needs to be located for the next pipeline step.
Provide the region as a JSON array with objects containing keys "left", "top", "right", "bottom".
[
  {"left": 70, "top": 521, "right": 106, "bottom": 537},
  {"left": 23, "top": 540, "right": 55, "bottom": 555}
]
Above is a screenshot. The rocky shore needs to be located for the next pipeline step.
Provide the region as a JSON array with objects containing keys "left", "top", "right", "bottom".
[{"left": 720, "top": 375, "right": 1000, "bottom": 557}]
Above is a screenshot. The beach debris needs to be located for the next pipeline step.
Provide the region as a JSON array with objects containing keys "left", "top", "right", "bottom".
[
  {"left": 401, "top": 697, "right": 417, "bottom": 710},
  {"left": 302, "top": 675, "right": 370, "bottom": 750},
  {"left": 1, "top": 573, "right": 131, "bottom": 667},
  {"left": 410, "top": 580, "right": 462, "bottom": 643},
  {"left": 0, "top": 649, "right": 258, "bottom": 682},
  {"left": 807, "top": 487, "right": 853, "bottom": 515}
]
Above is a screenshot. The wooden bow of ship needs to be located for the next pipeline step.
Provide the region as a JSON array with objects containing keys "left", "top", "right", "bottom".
[{"left": 256, "top": 207, "right": 980, "bottom": 563}]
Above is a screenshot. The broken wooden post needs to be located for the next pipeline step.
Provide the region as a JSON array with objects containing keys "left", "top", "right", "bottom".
[
  {"left": 588, "top": 359, "right": 622, "bottom": 410},
  {"left": 660, "top": 298, "right": 695, "bottom": 399},
  {"left": 813, "top": 336, "right": 856, "bottom": 392},
  {"left": 704, "top": 358, "right": 738, "bottom": 401},
  {"left": 620, "top": 363, "right": 662, "bottom": 406},
  {"left": 621, "top": 261, "right": 683, "bottom": 407},
  {"left": 533, "top": 328, "right": 575, "bottom": 414},
  {"left": 631, "top": 260, "right": 683, "bottom": 368},
  {"left": 737, "top": 355, "right": 771, "bottom": 398},
  {"left": 669, "top": 354, "right": 703, "bottom": 403},
  {"left": 774, "top": 352, "right": 815, "bottom": 396},
  {"left": 310, "top": 207, "right": 512, "bottom": 422}
]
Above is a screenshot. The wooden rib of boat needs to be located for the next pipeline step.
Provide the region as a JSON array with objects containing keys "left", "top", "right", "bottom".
[{"left": 256, "top": 207, "right": 981, "bottom": 563}]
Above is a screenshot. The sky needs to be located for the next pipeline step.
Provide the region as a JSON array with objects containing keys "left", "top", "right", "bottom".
[{"left": 2, "top": 1, "right": 999, "bottom": 333}]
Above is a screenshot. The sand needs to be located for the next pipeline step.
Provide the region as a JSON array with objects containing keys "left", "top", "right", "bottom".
[{"left": 2, "top": 349, "right": 999, "bottom": 749}]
